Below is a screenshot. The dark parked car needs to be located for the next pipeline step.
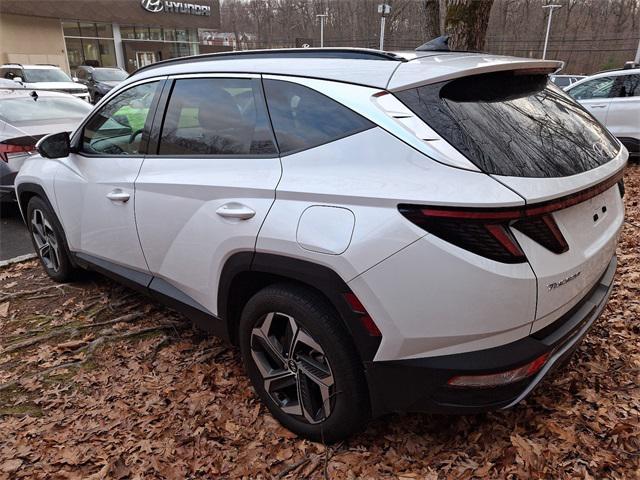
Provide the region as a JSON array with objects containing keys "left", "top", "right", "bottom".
[{"left": 75, "top": 66, "right": 128, "bottom": 104}]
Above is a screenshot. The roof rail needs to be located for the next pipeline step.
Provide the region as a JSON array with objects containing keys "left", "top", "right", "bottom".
[
  {"left": 133, "top": 47, "right": 407, "bottom": 75},
  {"left": 35, "top": 64, "right": 59, "bottom": 67},
  {"left": 1, "top": 63, "right": 23, "bottom": 68}
]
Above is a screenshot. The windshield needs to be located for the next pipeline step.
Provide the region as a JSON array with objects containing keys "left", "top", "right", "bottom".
[
  {"left": 93, "top": 69, "right": 128, "bottom": 82},
  {"left": 22, "top": 69, "right": 72, "bottom": 83},
  {"left": 395, "top": 72, "right": 619, "bottom": 178},
  {"left": 0, "top": 97, "right": 91, "bottom": 124}
]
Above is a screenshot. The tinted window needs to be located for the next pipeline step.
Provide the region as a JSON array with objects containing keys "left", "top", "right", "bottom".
[
  {"left": 552, "top": 77, "right": 571, "bottom": 88},
  {"left": 82, "top": 81, "right": 159, "bottom": 155},
  {"left": 616, "top": 74, "right": 640, "bottom": 97},
  {"left": 2, "top": 68, "right": 21, "bottom": 80},
  {"left": 263, "top": 79, "right": 374, "bottom": 154},
  {"left": 0, "top": 97, "right": 91, "bottom": 124},
  {"left": 159, "top": 78, "right": 277, "bottom": 156},
  {"left": 395, "top": 72, "right": 619, "bottom": 178},
  {"left": 568, "top": 77, "right": 616, "bottom": 100},
  {"left": 93, "top": 69, "right": 128, "bottom": 82}
]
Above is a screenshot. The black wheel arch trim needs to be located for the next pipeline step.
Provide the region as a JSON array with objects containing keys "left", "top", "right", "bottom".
[{"left": 218, "top": 252, "right": 382, "bottom": 361}]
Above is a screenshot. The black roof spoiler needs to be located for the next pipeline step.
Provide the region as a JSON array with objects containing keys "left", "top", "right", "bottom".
[{"left": 415, "top": 35, "right": 451, "bottom": 52}]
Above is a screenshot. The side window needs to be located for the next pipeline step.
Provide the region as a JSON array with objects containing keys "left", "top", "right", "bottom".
[
  {"left": 81, "top": 81, "right": 159, "bottom": 155},
  {"left": 263, "top": 79, "right": 374, "bottom": 154},
  {"left": 158, "top": 78, "right": 277, "bottom": 156},
  {"left": 2, "top": 68, "right": 20, "bottom": 80},
  {"left": 616, "top": 74, "right": 640, "bottom": 97},
  {"left": 568, "top": 77, "right": 616, "bottom": 100}
]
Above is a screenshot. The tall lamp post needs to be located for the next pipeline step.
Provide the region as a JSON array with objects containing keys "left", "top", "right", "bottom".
[
  {"left": 378, "top": 4, "right": 391, "bottom": 51},
  {"left": 316, "top": 12, "right": 328, "bottom": 48},
  {"left": 542, "top": 4, "right": 562, "bottom": 60}
]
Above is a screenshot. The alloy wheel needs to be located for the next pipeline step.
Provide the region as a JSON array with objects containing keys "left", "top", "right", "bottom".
[
  {"left": 31, "top": 209, "right": 61, "bottom": 273},
  {"left": 250, "top": 312, "right": 335, "bottom": 424}
]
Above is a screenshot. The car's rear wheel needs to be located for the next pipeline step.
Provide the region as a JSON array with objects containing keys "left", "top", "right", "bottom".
[
  {"left": 27, "top": 196, "right": 76, "bottom": 282},
  {"left": 239, "top": 284, "right": 370, "bottom": 442}
]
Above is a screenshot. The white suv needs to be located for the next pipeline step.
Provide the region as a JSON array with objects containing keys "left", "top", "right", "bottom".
[
  {"left": 0, "top": 64, "right": 90, "bottom": 102},
  {"left": 565, "top": 65, "right": 640, "bottom": 158},
  {"left": 16, "top": 49, "right": 627, "bottom": 441}
]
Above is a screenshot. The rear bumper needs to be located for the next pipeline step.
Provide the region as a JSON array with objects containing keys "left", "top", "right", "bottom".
[{"left": 365, "top": 255, "right": 617, "bottom": 417}]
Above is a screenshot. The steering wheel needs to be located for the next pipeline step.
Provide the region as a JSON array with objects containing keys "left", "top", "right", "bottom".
[{"left": 129, "top": 129, "right": 144, "bottom": 144}]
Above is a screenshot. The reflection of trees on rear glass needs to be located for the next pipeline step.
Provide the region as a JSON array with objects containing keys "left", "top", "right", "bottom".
[{"left": 396, "top": 73, "right": 620, "bottom": 178}]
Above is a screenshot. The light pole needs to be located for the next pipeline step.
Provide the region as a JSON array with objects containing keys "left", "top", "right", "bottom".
[
  {"left": 316, "top": 13, "right": 328, "bottom": 48},
  {"left": 378, "top": 4, "right": 391, "bottom": 51},
  {"left": 542, "top": 4, "right": 562, "bottom": 60}
]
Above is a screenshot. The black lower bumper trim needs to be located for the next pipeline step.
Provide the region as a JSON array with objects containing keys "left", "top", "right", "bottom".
[{"left": 365, "top": 256, "right": 617, "bottom": 416}]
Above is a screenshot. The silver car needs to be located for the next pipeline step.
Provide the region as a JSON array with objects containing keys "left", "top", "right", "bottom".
[{"left": 0, "top": 88, "right": 91, "bottom": 201}]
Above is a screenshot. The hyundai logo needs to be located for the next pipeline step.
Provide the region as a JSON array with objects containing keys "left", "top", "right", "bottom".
[
  {"left": 592, "top": 141, "right": 607, "bottom": 158},
  {"left": 141, "top": 0, "right": 164, "bottom": 13}
]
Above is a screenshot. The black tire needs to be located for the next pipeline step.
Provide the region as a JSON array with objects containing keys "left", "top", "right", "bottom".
[
  {"left": 26, "top": 196, "right": 77, "bottom": 282},
  {"left": 239, "top": 283, "right": 370, "bottom": 442}
]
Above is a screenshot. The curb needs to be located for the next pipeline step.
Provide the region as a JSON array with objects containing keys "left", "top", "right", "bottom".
[{"left": 0, "top": 253, "right": 37, "bottom": 268}]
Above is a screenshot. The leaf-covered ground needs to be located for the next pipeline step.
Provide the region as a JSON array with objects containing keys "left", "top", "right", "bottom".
[{"left": 0, "top": 165, "right": 639, "bottom": 479}]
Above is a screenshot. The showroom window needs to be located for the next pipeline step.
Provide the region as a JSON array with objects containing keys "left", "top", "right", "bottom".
[{"left": 63, "top": 21, "right": 117, "bottom": 70}]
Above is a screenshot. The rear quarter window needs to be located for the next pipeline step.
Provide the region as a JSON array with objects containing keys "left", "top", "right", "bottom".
[
  {"left": 263, "top": 79, "right": 374, "bottom": 154},
  {"left": 395, "top": 72, "right": 620, "bottom": 178}
]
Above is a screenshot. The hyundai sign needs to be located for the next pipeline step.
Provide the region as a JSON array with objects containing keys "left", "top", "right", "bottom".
[{"left": 141, "top": 0, "right": 211, "bottom": 16}]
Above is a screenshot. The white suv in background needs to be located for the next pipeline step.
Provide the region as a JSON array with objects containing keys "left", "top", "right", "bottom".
[
  {"left": 565, "top": 65, "right": 640, "bottom": 158},
  {"left": 0, "top": 64, "right": 90, "bottom": 102},
  {"left": 16, "top": 49, "right": 627, "bottom": 441}
]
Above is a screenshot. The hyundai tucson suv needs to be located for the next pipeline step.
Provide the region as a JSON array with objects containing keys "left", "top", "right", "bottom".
[
  {"left": 1, "top": 64, "right": 90, "bottom": 102},
  {"left": 15, "top": 48, "right": 627, "bottom": 441}
]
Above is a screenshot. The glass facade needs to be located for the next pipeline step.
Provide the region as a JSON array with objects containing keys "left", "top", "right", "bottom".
[
  {"left": 63, "top": 21, "right": 117, "bottom": 71},
  {"left": 63, "top": 20, "right": 203, "bottom": 74},
  {"left": 119, "top": 24, "right": 199, "bottom": 72}
]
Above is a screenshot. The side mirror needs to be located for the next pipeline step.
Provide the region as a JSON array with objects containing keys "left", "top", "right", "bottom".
[
  {"left": 13, "top": 77, "right": 23, "bottom": 83},
  {"left": 72, "top": 76, "right": 79, "bottom": 82},
  {"left": 36, "top": 132, "right": 70, "bottom": 159}
]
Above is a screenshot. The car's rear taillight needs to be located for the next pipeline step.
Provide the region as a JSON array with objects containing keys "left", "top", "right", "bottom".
[
  {"left": 0, "top": 143, "right": 34, "bottom": 162},
  {"left": 399, "top": 170, "right": 624, "bottom": 263},
  {"left": 447, "top": 351, "right": 551, "bottom": 388}
]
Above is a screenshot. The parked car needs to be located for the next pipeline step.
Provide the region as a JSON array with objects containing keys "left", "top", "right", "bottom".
[
  {"left": 565, "top": 65, "right": 640, "bottom": 158},
  {"left": 17, "top": 48, "right": 627, "bottom": 441},
  {"left": 74, "top": 66, "right": 128, "bottom": 104},
  {"left": 0, "top": 64, "right": 90, "bottom": 102},
  {"left": 550, "top": 74, "right": 586, "bottom": 88},
  {"left": 0, "top": 89, "right": 91, "bottom": 201}
]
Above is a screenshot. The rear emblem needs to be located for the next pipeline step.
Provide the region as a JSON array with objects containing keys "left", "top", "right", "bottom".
[
  {"left": 547, "top": 271, "right": 581, "bottom": 291},
  {"left": 592, "top": 141, "right": 607, "bottom": 158}
]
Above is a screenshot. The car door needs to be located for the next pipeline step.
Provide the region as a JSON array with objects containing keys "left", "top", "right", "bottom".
[
  {"left": 566, "top": 76, "right": 617, "bottom": 125},
  {"left": 605, "top": 73, "right": 640, "bottom": 140},
  {"left": 134, "top": 74, "right": 281, "bottom": 315},
  {"left": 54, "top": 78, "right": 164, "bottom": 277}
]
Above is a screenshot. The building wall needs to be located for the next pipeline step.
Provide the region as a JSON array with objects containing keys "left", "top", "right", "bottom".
[{"left": 0, "top": 14, "right": 69, "bottom": 72}]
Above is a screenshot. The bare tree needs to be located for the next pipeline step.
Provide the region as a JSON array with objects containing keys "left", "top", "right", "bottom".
[{"left": 443, "top": 0, "right": 494, "bottom": 50}]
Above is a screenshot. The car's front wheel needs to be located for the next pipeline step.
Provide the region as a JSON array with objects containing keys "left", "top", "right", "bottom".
[
  {"left": 27, "top": 196, "right": 77, "bottom": 282},
  {"left": 239, "top": 284, "right": 370, "bottom": 442}
]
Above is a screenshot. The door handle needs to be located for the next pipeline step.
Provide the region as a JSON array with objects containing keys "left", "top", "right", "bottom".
[
  {"left": 106, "top": 189, "right": 130, "bottom": 203},
  {"left": 216, "top": 203, "right": 256, "bottom": 220},
  {"left": 589, "top": 104, "right": 607, "bottom": 108}
]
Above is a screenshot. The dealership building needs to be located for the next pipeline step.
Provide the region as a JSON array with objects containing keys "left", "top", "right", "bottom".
[{"left": 0, "top": 0, "right": 223, "bottom": 74}]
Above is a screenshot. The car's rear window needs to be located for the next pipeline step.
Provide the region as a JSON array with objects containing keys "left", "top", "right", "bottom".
[
  {"left": 395, "top": 72, "right": 620, "bottom": 178},
  {"left": 0, "top": 97, "right": 91, "bottom": 124}
]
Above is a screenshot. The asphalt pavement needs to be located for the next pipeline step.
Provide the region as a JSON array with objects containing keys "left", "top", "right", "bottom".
[{"left": 0, "top": 203, "right": 34, "bottom": 261}]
